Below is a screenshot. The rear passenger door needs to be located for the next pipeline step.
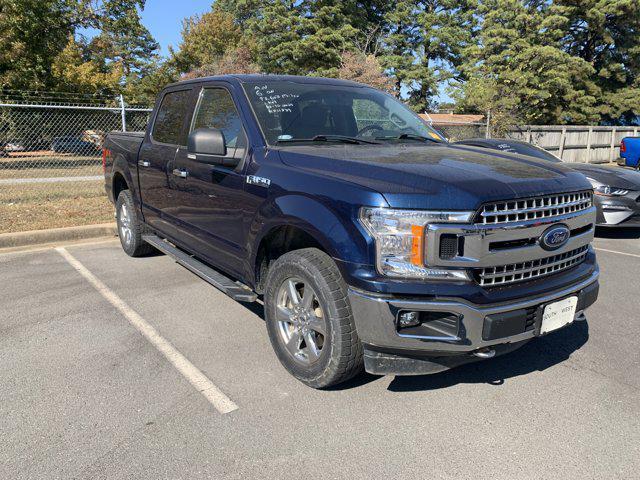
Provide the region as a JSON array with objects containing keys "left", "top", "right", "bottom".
[
  {"left": 138, "top": 87, "right": 193, "bottom": 232},
  {"left": 169, "top": 84, "right": 249, "bottom": 278}
]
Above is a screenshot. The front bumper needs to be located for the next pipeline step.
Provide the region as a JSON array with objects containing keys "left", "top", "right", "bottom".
[{"left": 348, "top": 267, "right": 599, "bottom": 375}]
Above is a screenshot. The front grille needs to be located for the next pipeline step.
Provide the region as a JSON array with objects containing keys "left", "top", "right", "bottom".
[
  {"left": 478, "top": 191, "right": 593, "bottom": 225},
  {"left": 475, "top": 245, "right": 590, "bottom": 287}
]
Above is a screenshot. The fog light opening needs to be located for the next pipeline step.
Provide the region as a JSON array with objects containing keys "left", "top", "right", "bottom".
[{"left": 396, "top": 311, "right": 461, "bottom": 339}]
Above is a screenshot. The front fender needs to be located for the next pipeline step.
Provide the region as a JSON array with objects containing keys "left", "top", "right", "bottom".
[{"left": 247, "top": 194, "right": 376, "bottom": 279}]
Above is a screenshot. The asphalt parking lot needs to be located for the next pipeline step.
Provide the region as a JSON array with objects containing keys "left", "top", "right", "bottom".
[{"left": 1, "top": 231, "right": 639, "bottom": 479}]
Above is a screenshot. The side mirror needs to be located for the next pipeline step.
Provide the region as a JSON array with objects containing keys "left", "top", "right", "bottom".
[{"left": 188, "top": 128, "right": 227, "bottom": 160}]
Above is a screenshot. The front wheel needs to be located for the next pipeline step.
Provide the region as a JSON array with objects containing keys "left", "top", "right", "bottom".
[{"left": 264, "top": 248, "right": 363, "bottom": 388}]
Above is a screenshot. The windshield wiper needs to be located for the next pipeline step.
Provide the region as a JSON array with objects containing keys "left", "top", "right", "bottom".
[
  {"left": 375, "top": 133, "right": 443, "bottom": 143},
  {"left": 276, "top": 134, "right": 380, "bottom": 145}
]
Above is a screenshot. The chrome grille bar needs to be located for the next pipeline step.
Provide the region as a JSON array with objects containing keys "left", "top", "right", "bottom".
[
  {"left": 475, "top": 246, "right": 590, "bottom": 287},
  {"left": 479, "top": 191, "right": 592, "bottom": 225}
]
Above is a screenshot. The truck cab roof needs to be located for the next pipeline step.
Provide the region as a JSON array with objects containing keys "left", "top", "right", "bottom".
[{"left": 167, "top": 74, "right": 368, "bottom": 90}]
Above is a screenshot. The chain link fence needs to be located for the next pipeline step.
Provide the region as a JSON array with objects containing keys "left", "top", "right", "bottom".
[
  {"left": 0, "top": 92, "right": 151, "bottom": 198},
  {"left": 0, "top": 92, "right": 152, "bottom": 234}
]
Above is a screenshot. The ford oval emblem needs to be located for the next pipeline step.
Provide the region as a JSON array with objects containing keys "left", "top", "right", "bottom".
[{"left": 540, "top": 225, "right": 570, "bottom": 251}]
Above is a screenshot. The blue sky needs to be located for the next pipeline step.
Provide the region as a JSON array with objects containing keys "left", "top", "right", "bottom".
[{"left": 141, "top": 0, "right": 213, "bottom": 57}]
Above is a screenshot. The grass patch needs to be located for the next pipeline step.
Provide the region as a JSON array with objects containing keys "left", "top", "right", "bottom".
[
  {"left": 0, "top": 166, "right": 102, "bottom": 179},
  {"left": 0, "top": 181, "right": 113, "bottom": 234},
  {"left": 0, "top": 154, "right": 102, "bottom": 179}
]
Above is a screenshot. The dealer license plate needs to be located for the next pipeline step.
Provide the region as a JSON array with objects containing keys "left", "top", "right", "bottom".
[{"left": 540, "top": 297, "right": 578, "bottom": 334}]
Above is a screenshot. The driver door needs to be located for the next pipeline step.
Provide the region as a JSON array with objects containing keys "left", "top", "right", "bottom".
[{"left": 169, "top": 84, "right": 249, "bottom": 278}]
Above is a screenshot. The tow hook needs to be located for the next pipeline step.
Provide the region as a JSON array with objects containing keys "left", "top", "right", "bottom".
[
  {"left": 473, "top": 348, "right": 496, "bottom": 359},
  {"left": 575, "top": 310, "right": 587, "bottom": 322}
]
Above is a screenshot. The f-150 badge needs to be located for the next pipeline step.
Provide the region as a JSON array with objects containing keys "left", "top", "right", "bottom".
[{"left": 246, "top": 175, "right": 271, "bottom": 188}]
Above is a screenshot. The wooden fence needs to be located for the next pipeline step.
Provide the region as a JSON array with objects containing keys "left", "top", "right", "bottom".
[{"left": 507, "top": 125, "right": 639, "bottom": 164}]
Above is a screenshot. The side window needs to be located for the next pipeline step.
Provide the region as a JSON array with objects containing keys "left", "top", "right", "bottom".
[
  {"left": 192, "top": 88, "right": 246, "bottom": 149},
  {"left": 152, "top": 90, "right": 191, "bottom": 145}
]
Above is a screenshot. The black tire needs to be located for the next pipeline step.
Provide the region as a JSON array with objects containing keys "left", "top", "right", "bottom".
[
  {"left": 264, "top": 248, "right": 363, "bottom": 388},
  {"left": 115, "top": 190, "right": 154, "bottom": 257}
]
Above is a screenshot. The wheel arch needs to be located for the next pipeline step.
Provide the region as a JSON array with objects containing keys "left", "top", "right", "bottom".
[
  {"left": 112, "top": 171, "right": 129, "bottom": 202},
  {"left": 249, "top": 195, "right": 371, "bottom": 293}
]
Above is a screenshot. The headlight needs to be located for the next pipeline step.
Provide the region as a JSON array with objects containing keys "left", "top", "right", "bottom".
[
  {"left": 586, "top": 177, "right": 629, "bottom": 197},
  {"left": 359, "top": 207, "right": 474, "bottom": 280},
  {"left": 594, "top": 186, "right": 629, "bottom": 196}
]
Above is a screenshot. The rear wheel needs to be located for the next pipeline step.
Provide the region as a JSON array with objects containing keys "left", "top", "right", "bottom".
[
  {"left": 264, "top": 248, "right": 363, "bottom": 388},
  {"left": 115, "top": 190, "right": 154, "bottom": 257}
]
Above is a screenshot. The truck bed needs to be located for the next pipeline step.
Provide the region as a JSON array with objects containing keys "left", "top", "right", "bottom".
[{"left": 103, "top": 131, "right": 146, "bottom": 203}]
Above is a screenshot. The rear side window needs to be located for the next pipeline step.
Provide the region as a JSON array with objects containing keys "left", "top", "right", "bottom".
[
  {"left": 152, "top": 90, "right": 191, "bottom": 145},
  {"left": 192, "top": 88, "right": 246, "bottom": 149}
]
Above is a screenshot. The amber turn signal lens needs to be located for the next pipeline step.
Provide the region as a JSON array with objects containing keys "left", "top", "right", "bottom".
[{"left": 410, "top": 225, "right": 425, "bottom": 266}]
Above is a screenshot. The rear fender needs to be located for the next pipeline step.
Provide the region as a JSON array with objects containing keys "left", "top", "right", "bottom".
[{"left": 110, "top": 153, "right": 140, "bottom": 209}]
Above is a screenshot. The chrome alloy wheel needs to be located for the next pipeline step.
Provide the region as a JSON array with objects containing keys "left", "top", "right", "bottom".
[
  {"left": 276, "top": 278, "right": 328, "bottom": 365},
  {"left": 118, "top": 202, "right": 133, "bottom": 248}
]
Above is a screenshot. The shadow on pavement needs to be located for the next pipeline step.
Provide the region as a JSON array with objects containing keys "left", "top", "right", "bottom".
[
  {"left": 386, "top": 321, "right": 589, "bottom": 392},
  {"left": 232, "top": 288, "right": 590, "bottom": 392},
  {"left": 595, "top": 227, "right": 640, "bottom": 239},
  {"left": 239, "top": 299, "right": 266, "bottom": 318}
]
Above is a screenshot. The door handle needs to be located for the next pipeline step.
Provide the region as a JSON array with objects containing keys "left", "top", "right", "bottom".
[
  {"left": 138, "top": 160, "right": 150, "bottom": 167},
  {"left": 172, "top": 168, "right": 189, "bottom": 178}
]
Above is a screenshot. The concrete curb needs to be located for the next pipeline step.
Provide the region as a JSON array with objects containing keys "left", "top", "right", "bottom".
[{"left": 0, "top": 223, "right": 117, "bottom": 249}]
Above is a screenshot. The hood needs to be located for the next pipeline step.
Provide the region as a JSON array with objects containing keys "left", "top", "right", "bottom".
[
  {"left": 566, "top": 163, "right": 640, "bottom": 190},
  {"left": 276, "top": 143, "right": 592, "bottom": 210}
]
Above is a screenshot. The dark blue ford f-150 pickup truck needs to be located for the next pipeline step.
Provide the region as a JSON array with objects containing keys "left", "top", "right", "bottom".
[{"left": 103, "top": 75, "right": 599, "bottom": 388}]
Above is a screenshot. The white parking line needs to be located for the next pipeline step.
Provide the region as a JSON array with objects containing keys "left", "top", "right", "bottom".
[
  {"left": 56, "top": 247, "right": 239, "bottom": 415},
  {"left": 594, "top": 247, "right": 640, "bottom": 259},
  {"left": 0, "top": 238, "right": 119, "bottom": 258}
]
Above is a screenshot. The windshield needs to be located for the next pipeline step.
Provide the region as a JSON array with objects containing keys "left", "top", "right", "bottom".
[{"left": 243, "top": 81, "right": 445, "bottom": 145}]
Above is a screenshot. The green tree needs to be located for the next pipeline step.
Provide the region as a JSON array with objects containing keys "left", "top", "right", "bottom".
[
  {"left": 216, "top": 0, "right": 391, "bottom": 57},
  {"left": 0, "top": 0, "right": 83, "bottom": 90},
  {"left": 248, "top": 1, "right": 358, "bottom": 76},
  {"left": 88, "top": 1, "right": 159, "bottom": 78},
  {"left": 170, "top": 9, "right": 242, "bottom": 74},
  {"left": 173, "top": 1, "right": 391, "bottom": 79},
  {"left": 0, "top": 0, "right": 159, "bottom": 99},
  {"left": 181, "top": 46, "right": 260, "bottom": 80},
  {"left": 381, "top": 0, "right": 478, "bottom": 112},
  {"left": 553, "top": 0, "right": 640, "bottom": 123},
  {"left": 125, "top": 60, "right": 178, "bottom": 104},
  {"left": 337, "top": 51, "right": 394, "bottom": 92},
  {"left": 213, "top": 0, "right": 267, "bottom": 26},
  {"left": 51, "top": 35, "right": 123, "bottom": 94},
  {"left": 456, "top": 0, "right": 600, "bottom": 132}
]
